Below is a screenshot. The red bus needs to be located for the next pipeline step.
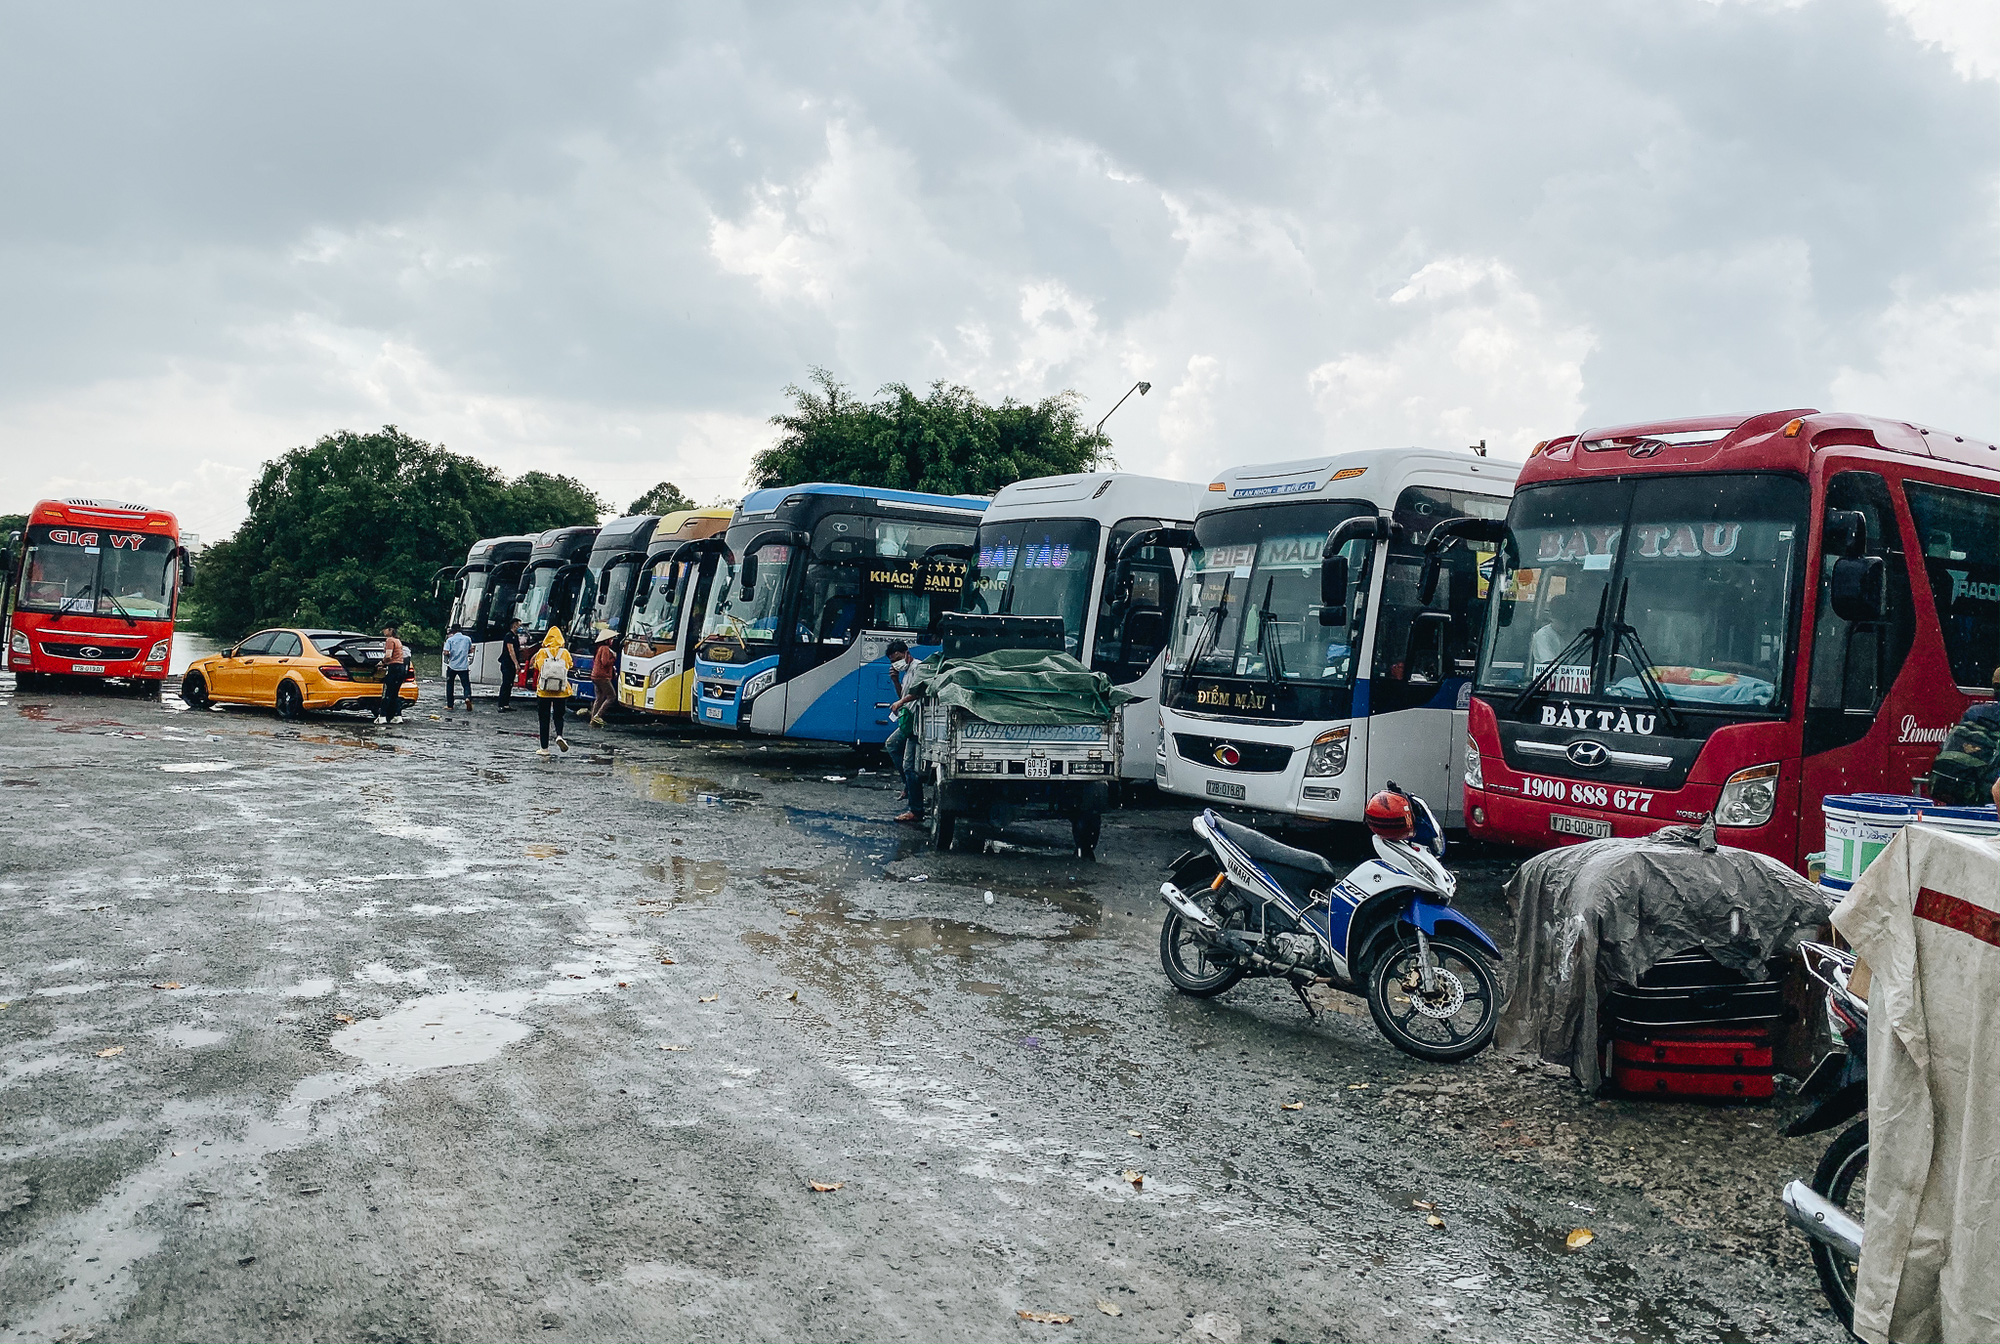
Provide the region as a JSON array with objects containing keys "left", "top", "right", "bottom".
[
  {"left": 3, "top": 499, "right": 191, "bottom": 693},
  {"left": 1464, "top": 409, "right": 1999, "bottom": 873}
]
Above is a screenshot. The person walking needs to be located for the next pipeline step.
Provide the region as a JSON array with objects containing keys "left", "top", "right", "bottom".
[
  {"left": 443, "top": 624, "right": 473, "bottom": 709},
  {"left": 498, "top": 618, "right": 524, "bottom": 711},
  {"left": 528, "top": 627, "right": 574, "bottom": 756},
  {"left": 375, "top": 625, "right": 409, "bottom": 724},
  {"left": 586, "top": 632, "right": 619, "bottom": 727}
]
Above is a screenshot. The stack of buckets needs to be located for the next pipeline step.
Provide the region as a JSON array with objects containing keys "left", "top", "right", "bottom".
[{"left": 1820, "top": 793, "right": 2000, "bottom": 902}]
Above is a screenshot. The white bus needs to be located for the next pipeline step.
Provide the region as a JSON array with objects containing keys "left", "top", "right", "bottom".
[
  {"left": 964, "top": 472, "right": 1199, "bottom": 780},
  {"left": 1157, "top": 449, "right": 1516, "bottom": 826}
]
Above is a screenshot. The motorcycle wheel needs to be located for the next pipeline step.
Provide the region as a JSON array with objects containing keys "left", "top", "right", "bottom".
[
  {"left": 1809, "top": 1119, "right": 1867, "bottom": 1333},
  {"left": 1158, "top": 906, "right": 1248, "bottom": 997},
  {"left": 1365, "top": 931, "right": 1500, "bottom": 1063}
]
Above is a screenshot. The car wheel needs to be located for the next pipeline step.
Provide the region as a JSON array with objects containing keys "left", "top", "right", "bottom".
[
  {"left": 180, "top": 672, "right": 210, "bottom": 709},
  {"left": 275, "top": 680, "right": 304, "bottom": 720}
]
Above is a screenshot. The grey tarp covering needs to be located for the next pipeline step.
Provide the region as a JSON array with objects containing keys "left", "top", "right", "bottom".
[
  {"left": 906, "top": 649, "right": 1137, "bottom": 725},
  {"left": 1495, "top": 821, "right": 1830, "bottom": 1089}
]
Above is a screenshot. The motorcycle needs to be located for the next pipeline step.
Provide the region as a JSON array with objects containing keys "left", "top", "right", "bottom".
[
  {"left": 1155, "top": 785, "right": 1503, "bottom": 1063},
  {"left": 1780, "top": 940, "right": 1869, "bottom": 1333}
]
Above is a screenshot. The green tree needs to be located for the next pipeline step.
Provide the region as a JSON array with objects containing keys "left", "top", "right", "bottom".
[
  {"left": 0, "top": 513, "right": 26, "bottom": 541},
  {"left": 627, "top": 481, "right": 697, "bottom": 516},
  {"left": 747, "top": 369, "right": 1113, "bottom": 495},
  {"left": 183, "top": 426, "right": 605, "bottom": 646}
]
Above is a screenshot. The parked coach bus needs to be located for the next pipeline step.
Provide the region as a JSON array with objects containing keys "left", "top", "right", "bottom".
[
  {"left": 511, "top": 525, "right": 599, "bottom": 679},
  {"left": 693, "top": 484, "right": 986, "bottom": 745},
  {"left": 441, "top": 534, "right": 533, "bottom": 692},
  {"left": 563, "top": 513, "right": 661, "bottom": 717},
  {"left": 965, "top": 472, "right": 1199, "bottom": 780},
  {"left": 1158, "top": 449, "right": 1516, "bottom": 827},
  {"left": 1465, "top": 409, "right": 2000, "bottom": 873},
  {"left": 618, "top": 509, "right": 735, "bottom": 719},
  {"left": 3, "top": 499, "right": 191, "bottom": 693}
]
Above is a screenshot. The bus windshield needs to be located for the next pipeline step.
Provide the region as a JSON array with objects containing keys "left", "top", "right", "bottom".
[
  {"left": 700, "top": 541, "right": 794, "bottom": 645},
  {"left": 592, "top": 558, "right": 642, "bottom": 637},
  {"left": 514, "top": 564, "right": 561, "bottom": 630},
  {"left": 1166, "top": 500, "right": 1372, "bottom": 685},
  {"left": 627, "top": 556, "right": 687, "bottom": 643},
  {"left": 967, "top": 519, "right": 1100, "bottom": 655},
  {"left": 1477, "top": 474, "right": 1808, "bottom": 709},
  {"left": 19, "top": 527, "right": 176, "bottom": 618},
  {"left": 452, "top": 569, "right": 489, "bottom": 632}
]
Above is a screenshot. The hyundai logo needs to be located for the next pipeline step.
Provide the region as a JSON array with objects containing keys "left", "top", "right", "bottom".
[
  {"left": 1628, "top": 440, "right": 1664, "bottom": 459},
  {"left": 1212, "top": 744, "right": 1242, "bottom": 767},
  {"left": 1566, "top": 740, "right": 1611, "bottom": 768}
]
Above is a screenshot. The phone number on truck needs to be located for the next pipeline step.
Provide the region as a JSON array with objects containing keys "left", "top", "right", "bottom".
[{"left": 1521, "top": 775, "right": 1656, "bottom": 814}]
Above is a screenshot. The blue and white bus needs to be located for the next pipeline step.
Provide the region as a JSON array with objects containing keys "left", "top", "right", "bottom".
[
  {"left": 1157, "top": 449, "right": 1516, "bottom": 827},
  {"left": 691, "top": 484, "right": 986, "bottom": 745}
]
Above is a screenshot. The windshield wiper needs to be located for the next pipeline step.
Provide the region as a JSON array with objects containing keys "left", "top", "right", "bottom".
[
  {"left": 1184, "top": 598, "right": 1228, "bottom": 674},
  {"left": 1609, "top": 579, "right": 1683, "bottom": 734},
  {"left": 103, "top": 590, "right": 138, "bottom": 627},
  {"left": 1509, "top": 586, "right": 1608, "bottom": 716},
  {"left": 1257, "top": 577, "right": 1285, "bottom": 687}
]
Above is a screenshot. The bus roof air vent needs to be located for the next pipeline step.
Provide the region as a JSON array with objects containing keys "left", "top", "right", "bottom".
[{"left": 60, "top": 498, "right": 149, "bottom": 512}]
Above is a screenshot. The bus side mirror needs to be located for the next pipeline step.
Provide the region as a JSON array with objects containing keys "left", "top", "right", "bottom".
[
  {"left": 1320, "top": 554, "right": 1348, "bottom": 611},
  {"left": 1403, "top": 610, "right": 1452, "bottom": 684},
  {"left": 1830, "top": 555, "right": 1887, "bottom": 622},
  {"left": 1825, "top": 509, "right": 1868, "bottom": 558},
  {"left": 739, "top": 552, "right": 758, "bottom": 599},
  {"left": 1123, "top": 607, "right": 1167, "bottom": 659}
]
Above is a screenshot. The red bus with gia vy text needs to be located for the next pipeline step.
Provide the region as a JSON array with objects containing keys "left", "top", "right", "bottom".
[
  {"left": 3, "top": 499, "right": 191, "bottom": 693},
  {"left": 1465, "top": 410, "right": 2000, "bottom": 873}
]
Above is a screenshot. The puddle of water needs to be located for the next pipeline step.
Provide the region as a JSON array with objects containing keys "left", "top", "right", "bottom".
[
  {"left": 165, "top": 1024, "right": 229, "bottom": 1048},
  {"left": 284, "top": 977, "right": 336, "bottom": 999},
  {"left": 331, "top": 991, "right": 535, "bottom": 1069},
  {"left": 615, "top": 758, "right": 762, "bottom": 806},
  {"left": 354, "top": 962, "right": 434, "bottom": 986},
  {"left": 642, "top": 855, "right": 728, "bottom": 898},
  {"left": 158, "top": 761, "right": 238, "bottom": 774}
]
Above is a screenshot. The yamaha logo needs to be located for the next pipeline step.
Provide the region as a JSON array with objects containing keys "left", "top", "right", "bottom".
[
  {"left": 1565, "top": 740, "right": 1611, "bottom": 768},
  {"left": 1212, "top": 744, "right": 1242, "bottom": 767}
]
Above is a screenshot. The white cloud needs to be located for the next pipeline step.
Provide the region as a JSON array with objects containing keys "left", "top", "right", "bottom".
[
  {"left": 1882, "top": 0, "right": 2000, "bottom": 82},
  {"left": 1307, "top": 258, "right": 1594, "bottom": 457},
  {"left": 1830, "top": 284, "right": 2000, "bottom": 432}
]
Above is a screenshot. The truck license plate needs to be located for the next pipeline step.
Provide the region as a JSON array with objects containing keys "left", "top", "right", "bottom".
[
  {"left": 1550, "top": 813, "right": 1612, "bottom": 839},
  {"left": 1206, "top": 779, "right": 1247, "bottom": 801},
  {"left": 71, "top": 663, "right": 106, "bottom": 673},
  {"left": 1025, "top": 758, "right": 1050, "bottom": 779}
]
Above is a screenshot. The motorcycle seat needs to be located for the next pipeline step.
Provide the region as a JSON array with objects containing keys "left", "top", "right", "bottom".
[{"left": 1211, "top": 816, "right": 1340, "bottom": 880}]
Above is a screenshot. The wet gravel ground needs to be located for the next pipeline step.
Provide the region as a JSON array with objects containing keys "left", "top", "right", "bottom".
[{"left": 0, "top": 664, "right": 1845, "bottom": 1343}]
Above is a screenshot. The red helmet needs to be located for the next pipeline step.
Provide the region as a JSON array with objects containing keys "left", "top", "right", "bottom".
[{"left": 1364, "top": 789, "right": 1416, "bottom": 840}]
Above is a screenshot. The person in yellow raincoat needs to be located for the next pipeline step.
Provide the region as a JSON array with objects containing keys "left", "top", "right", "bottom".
[{"left": 528, "top": 628, "right": 575, "bottom": 756}]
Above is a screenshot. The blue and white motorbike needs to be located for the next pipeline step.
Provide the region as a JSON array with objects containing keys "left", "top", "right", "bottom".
[{"left": 1156, "top": 788, "right": 1503, "bottom": 1062}]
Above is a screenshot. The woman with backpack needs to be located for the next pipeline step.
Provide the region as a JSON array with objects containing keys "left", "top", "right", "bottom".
[{"left": 528, "top": 627, "right": 575, "bottom": 756}]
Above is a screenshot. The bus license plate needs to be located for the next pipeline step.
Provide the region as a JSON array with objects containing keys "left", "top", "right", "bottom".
[
  {"left": 1550, "top": 813, "right": 1611, "bottom": 839},
  {"left": 1026, "top": 758, "right": 1050, "bottom": 779},
  {"left": 71, "top": 663, "right": 106, "bottom": 673},
  {"left": 704, "top": 706, "right": 723, "bottom": 720},
  {"left": 1207, "top": 779, "right": 1247, "bottom": 801}
]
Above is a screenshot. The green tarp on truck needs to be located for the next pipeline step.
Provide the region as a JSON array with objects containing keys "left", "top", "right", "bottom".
[{"left": 907, "top": 649, "right": 1138, "bottom": 726}]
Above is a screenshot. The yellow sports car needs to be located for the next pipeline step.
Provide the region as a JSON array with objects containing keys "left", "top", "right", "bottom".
[{"left": 180, "top": 628, "right": 419, "bottom": 719}]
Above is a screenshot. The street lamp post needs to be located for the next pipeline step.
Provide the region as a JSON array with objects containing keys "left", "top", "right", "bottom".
[{"left": 1094, "top": 381, "right": 1152, "bottom": 436}]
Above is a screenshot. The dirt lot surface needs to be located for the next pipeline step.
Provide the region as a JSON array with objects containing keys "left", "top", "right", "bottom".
[{"left": 0, "top": 662, "right": 1844, "bottom": 1342}]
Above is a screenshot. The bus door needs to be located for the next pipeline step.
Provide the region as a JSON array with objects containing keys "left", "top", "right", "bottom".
[
  {"left": 1901, "top": 474, "right": 2000, "bottom": 781},
  {"left": 1361, "top": 489, "right": 1508, "bottom": 826},
  {"left": 852, "top": 557, "right": 965, "bottom": 744},
  {"left": 1799, "top": 470, "right": 1917, "bottom": 852}
]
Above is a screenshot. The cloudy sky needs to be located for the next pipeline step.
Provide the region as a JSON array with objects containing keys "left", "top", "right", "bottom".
[{"left": 1, "top": 0, "right": 1996, "bottom": 541}]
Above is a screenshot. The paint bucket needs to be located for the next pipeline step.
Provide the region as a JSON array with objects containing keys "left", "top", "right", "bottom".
[
  {"left": 1820, "top": 793, "right": 1926, "bottom": 899},
  {"left": 1912, "top": 803, "right": 2000, "bottom": 839}
]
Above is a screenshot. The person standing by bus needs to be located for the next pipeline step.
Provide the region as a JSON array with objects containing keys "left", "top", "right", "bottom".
[
  {"left": 376, "top": 625, "right": 409, "bottom": 725},
  {"left": 529, "top": 627, "right": 574, "bottom": 756},
  {"left": 443, "top": 624, "right": 473, "bottom": 709},
  {"left": 586, "top": 632, "right": 618, "bottom": 727},
  {"left": 498, "top": 618, "right": 524, "bottom": 711},
  {"left": 882, "top": 641, "right": 925, "bottom": 824}
]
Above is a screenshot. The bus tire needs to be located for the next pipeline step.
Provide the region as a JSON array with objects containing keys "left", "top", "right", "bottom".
[
  {"left": 275, "top": 680, "right": 304, "bottom": 720},
  {"left": 1072, "top": 812, "right": 1102, "bottom": 861},
  {"left": 180, "top": 672, "right": 210, "bottom": 709},
  {"left": 930, "top": 807, "right": 959, "bottom": 853}
]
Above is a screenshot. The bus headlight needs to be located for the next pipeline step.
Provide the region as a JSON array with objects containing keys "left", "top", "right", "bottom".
[
  {"left": 1303, "top": 726, "right": 1349, "bottom": 778},
  {"left": 1714, "top": 762, "right": 1780, "bottom": 828},
  {"left": 148, "top": 638, "right": 171, "bottom": 662},
  {"left": 9, "top": 629, "right": 28, "bottom": 657},
  {"left": 1464, "top": 738, "right": 1484, "bottom": 790},
  {"left": 740, "top": 668, "right": 777, "bottom": 704},
  {"left": 645, "top": 661, "right": 675, "bottom": 689}
]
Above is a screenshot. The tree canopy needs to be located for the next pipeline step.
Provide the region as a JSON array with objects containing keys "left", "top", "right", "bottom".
[
  {"left": 628, "top": 481, "right": 697, "bottom": 517},
  {"left": 184, "top": 426, "right": 604, "bottom": 645},
  {"left": 747, "top": 370, "right": 1113, "bottom": 496}
]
